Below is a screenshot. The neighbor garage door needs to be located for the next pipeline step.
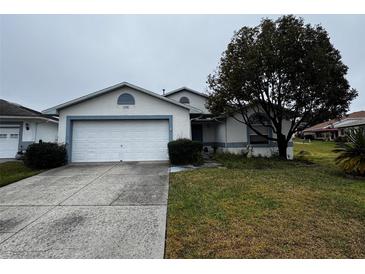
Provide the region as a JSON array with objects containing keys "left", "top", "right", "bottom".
[
  {"left": 0, "top": 127, "right": 20, "bottom": 158},
  {"left": 71, "top": 120, "right": 169, "bottom": 162}
]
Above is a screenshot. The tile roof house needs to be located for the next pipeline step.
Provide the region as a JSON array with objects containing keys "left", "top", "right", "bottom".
[{"left": 302, "top": 111, "right": 365, "bottom": 140}]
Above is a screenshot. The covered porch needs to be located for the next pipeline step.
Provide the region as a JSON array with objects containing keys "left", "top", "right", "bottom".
[{"left": 190, "top": 115, "right": 222, "bottom": 152}]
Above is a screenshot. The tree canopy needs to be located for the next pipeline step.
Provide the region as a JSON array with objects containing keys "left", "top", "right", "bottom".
[{"left": 207, "top": 15, "right": 358, "bottom": 159}]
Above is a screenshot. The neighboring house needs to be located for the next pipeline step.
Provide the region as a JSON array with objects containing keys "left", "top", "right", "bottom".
[
  {"left": 43, "top": 82, "right": 294, "bottom": 163},
  {"left": 0, "top": 99, "right": 59, "bottom": 159},
  {"left": 302, "top": 111, "right": 365, "bottom": 140}
]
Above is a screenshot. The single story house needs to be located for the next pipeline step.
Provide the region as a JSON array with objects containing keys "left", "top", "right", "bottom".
[
  {"left": 302, "top": 111, "right": 365, "bottom": 140},
  {"left": 0, "top": 99, "right": 59, "bottom": 158},
  {"left": 43, "top": 82, "right": 293, "bottom": 163}
]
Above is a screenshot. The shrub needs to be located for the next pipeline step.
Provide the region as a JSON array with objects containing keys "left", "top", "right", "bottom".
[
  {"left": 333, "top": 128, "right": 365, "bottom": 177},
  {"left": 24, "top": 142, "right": 67, "bottom": 169},
  {"left": 168, "top": 139, "right": 203, "bottom": 165}
]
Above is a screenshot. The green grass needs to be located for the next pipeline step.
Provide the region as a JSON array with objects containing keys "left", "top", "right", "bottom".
[
  {"left": 294, "top": 138, "right": 338, "bottom": 168},
  {"left": 0, "top": 161, "right": 42, "bottom": 188},
  {"left": 165, "top": 141, "right": 365, "bottom": 258}
]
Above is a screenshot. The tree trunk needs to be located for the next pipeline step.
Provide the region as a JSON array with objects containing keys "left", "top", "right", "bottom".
[{"left": 277, "top": 134, "right": 288, "bottom": 160}]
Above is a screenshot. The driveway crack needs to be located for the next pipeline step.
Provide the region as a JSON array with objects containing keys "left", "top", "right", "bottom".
[{"left": 57, "top": 163, "right": 118, "bottom": 206}]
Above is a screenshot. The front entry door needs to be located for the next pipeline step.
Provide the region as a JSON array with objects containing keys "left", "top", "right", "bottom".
[{"left": 191, "top": 124, "right": 203, "bottom": 142}]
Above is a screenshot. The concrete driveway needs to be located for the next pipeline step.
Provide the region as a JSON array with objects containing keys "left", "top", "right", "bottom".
[{"left": 0, "top": 162, "right": 169, "bottom": 258}]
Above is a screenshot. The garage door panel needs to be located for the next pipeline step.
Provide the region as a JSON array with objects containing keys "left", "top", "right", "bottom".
[
  {"left": 0, "top": 127, "right": 20, "bottom": 158},
  {"left": 71, "top": 120, "right": 169, "bottom": 162}
]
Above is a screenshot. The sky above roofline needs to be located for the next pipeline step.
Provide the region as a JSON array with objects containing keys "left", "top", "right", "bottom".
[{"left": 0, "top": 15, "right": 364, "bottom": 113}]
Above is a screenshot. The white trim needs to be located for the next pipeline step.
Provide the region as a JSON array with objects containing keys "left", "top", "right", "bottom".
[
  {"left": 42, "top": 82, "right": 190, "bottom": 115},
  {"left": 164, "top": 86, "right": 208, "bottom": 98},
  {"left": 187, "top": 105, "right": 204, "bottom": 114},
  {"left": 0, "top": 116, "right": 58, "bottom": 123}
]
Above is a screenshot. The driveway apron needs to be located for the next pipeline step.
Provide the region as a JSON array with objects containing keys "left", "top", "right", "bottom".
[{"left": 0, "top": 162, "right": 169, "bottom": 258}]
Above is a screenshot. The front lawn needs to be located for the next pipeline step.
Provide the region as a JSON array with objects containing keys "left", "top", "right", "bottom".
[
  {"left": 165, "top": 141, "right": 365, "bottom": 258},
  {"left": 0, "top": 161, "right": 42, "bottom": 188},
  {"left": 293, "top": 138, "right": 338, "bottom": 168}
]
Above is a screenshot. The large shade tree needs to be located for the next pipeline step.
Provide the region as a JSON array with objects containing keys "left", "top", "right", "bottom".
[{"left": 207, "top": 15, "right": 357, "bottom": 159}]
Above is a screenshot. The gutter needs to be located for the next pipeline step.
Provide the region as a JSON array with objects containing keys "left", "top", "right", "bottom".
[{"left": 0, "top": 116, "right": 58, "bottom": 124}]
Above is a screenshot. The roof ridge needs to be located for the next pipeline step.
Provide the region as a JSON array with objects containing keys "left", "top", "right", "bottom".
[
  {"left": 164, "top": 87, "right": 208, "bottom": 98},
  {"left": 42, "top": 81, "right": 190, "bottom": 114}
]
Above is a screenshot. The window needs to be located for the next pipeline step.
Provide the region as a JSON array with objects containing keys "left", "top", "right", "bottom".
[
  {"left": 0, "top": 134, "right": 7, "bottom": 138},
  {"left": 248, "top": 113, "right": 270, "bottom": 145},
  {"left": 179, "top": 96, "right": 190, "bottom": 104},
  {"left": 10, "top": 134, "right": 19, "bottom": 139},
  {"left": 117, "top": 93, "right": 135, "bottom": 105}
]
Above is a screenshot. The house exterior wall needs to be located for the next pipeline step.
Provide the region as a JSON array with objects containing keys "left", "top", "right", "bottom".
[
  {"left": 21, "top": 120, "right": 58, "bottom": 143},
  {"left": 35, "top": 122, "right": 58, "bottom": 143},
  {"left": 57, "top": 86, "right": 191, "bottom": 144},
  {"left": 165, "top": 90, "right": 210, "bottom": 114},
  {"left": 21, "top": 121, "right": 36, "bottom": 142},
  {"left": 214, "top": 113, "right": 294, "bottom": 159},
  {"left": 0, "top": 118, "right": 58, "bottom": 153},
  {"left": 215, "top": 121, "right": 227, "bottom": 144},
  {"left": 226, "top": 116, "right": 248, "bottom": 144}
]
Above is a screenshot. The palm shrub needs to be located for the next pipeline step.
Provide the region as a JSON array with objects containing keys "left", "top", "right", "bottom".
[{"left": 333, "top": 128, "right": 365, "bottom": 176}]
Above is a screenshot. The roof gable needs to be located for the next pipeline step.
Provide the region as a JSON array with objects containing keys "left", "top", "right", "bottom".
[
  {"left": 164, "top": 87, "right": 208, "bottom": 98},
  {"left": 42, "top": 82, "right": 190, "bottom": 114},
  {"left": 164, "top": 87, "right": 211, "bottom": 114}
]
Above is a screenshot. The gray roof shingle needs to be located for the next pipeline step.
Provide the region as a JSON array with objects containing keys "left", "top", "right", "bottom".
[{"left": 0, "top": 99, "right": 58, "bottom": 121}]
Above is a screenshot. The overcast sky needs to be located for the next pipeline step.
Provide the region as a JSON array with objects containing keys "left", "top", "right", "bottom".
[{"left": 0, "top": 15, "right": 364, "bottom": 112}]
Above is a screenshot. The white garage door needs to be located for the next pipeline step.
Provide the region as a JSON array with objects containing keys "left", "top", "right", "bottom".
[
  {"left": 0, "top": 127, "right": 20, "bottom": 158},
  {"left": 71, "top": 120, "right": 169, "bottom": 162}
]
